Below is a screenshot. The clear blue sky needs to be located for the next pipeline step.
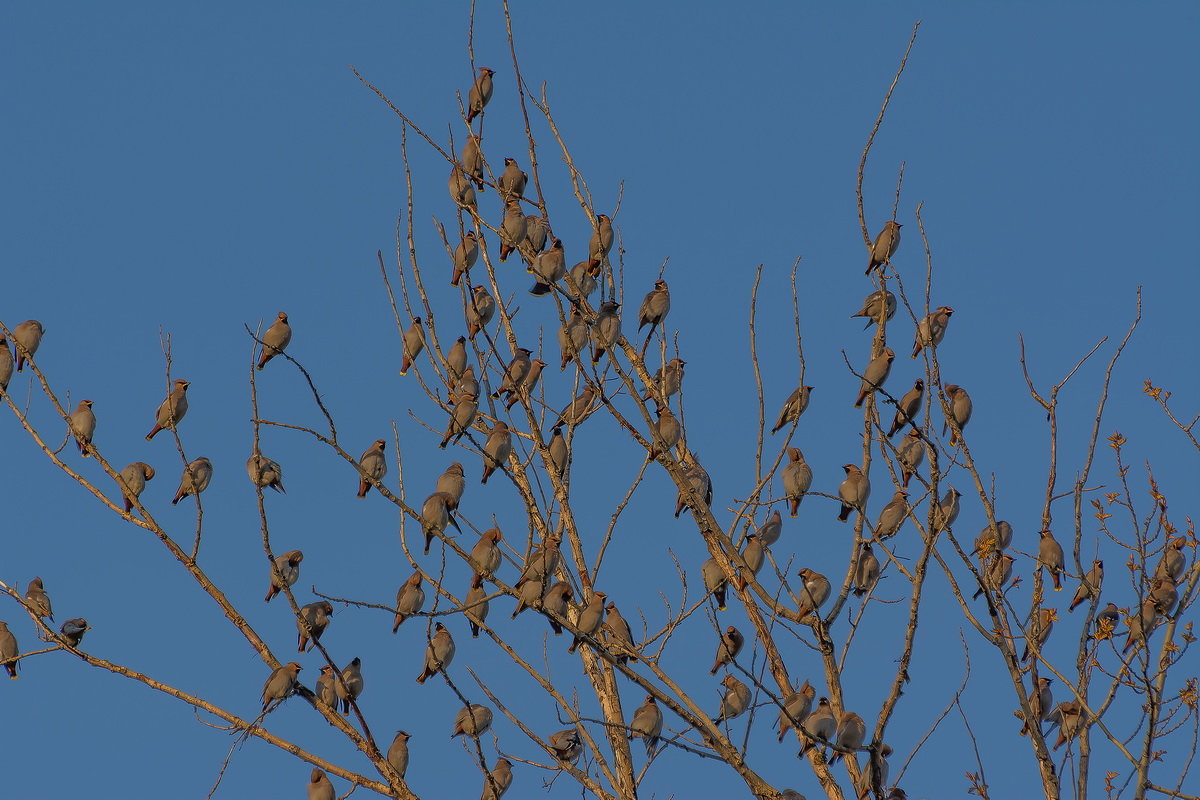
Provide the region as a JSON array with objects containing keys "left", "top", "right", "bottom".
[{"left": 2, "top": 3, "right": 1197, "bottom": 799}]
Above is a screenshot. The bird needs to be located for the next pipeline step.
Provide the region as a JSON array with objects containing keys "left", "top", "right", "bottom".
[
  {"left": 59, "top": 618, "right": 89, "bottom": 647},
  {"left": 246, "top": 453, "right": 285, "bottom": 494},
  {"left": 69, "top": 400, "right": 96, "bottom": 456},
  {"left": 702, "top": 557, "right": 729, "bottom": 611},
  {"left": 498, "top": 201, "right": 528, "bottom": 261},
  {"left": 172, "top": 457, "right": 213, "bottom": 505},
  {"left": 11, "top": 320, "right": 45, "bottom": 372},
  {"left": 24, "top": 577, "right": 53, "bottom": 622},
  {"left": 1019, "top": 677, "right": 1054, "bottom": 736},
  {"left": 555, "top": 386, "right": 598, "bottom": 428},
  {"left": 466, "top": 67, "right": 495, "bottom": 122},
  {"left": 480, "top": 422, "right": 513, "bottom": 486},
  {"left": 944, "top": 384, "right": 973, "bottom": 445},
  {"left": 873, "top": 490, "right": 909, "bottom": 541},
  {"left": 674, "top": 457, "right": 713, "bottom": 517},
  {"left": 1154, "top": 536, "right": 1187, "bottom": 581},
  {"left": 648, "top": 402, "right": 681, "bottom": 459},
  {"left": 480, "top": 757, "right": 513, "bottom": 800},
  {"left": 469, "top": 527, "right": 504, "bottom": 577},
  {"left": 1094, "top": 602, "right": 1121, "bottom": 638},
  {"left": 1, "top": 623, "right": 21, "bottom": 678},
  {"left": 837, "top": 464, "right": 870, "bottom": 521},
  {"left": 736, "top": 534, "right": 766, "bottom": 590},
  {"left": 392, "top": 572, "right": 425, "bottom": 632},
  {"left": 865, "top": 221, "right": 902, "bottom": 274},
  {"left": 912, "top": 306, "right": 954, "bottom": 359},
  {"left": 261, "top": 662, "right": 302, "bottom": 712},
  {"left": 466, "top": 285, "right": 496, "bottom": 339},
  {"left": 448, "top": 166, "right": 477, "bottom": 210},
  {"left": 356, "top": 439, "right": 388, "bottom": 498},
  {"left": 399, "top": 318, "right": 426, "bottom": 375},
  {"left": 387, "top": 731, "right": 411, "bottom": 779},
  {"left": 314, "top": 666, "right": 337, "bottom": 710},
  {"left": 566, "top": 260, "right": 602, "bottom": 301},
  {"left": 307, "top": 768, "right": 335, "bottom": 800},
  {"left": 529, "top": 238, "right": 566, "bottom": 296},
  {"left": 1038, "top": 529, "right": 1065, "bottom": 590},
  {"left": 569, "top": 591, "right": 608, "bottom": 654},
  {"left": 416, "top": 623, "right": 456, "bottom": 683},
  {"left": 436, "top": 461, "right": 467, "bottom": 511},
  {"left": 643, "top": 358, "right": 686, "bottom": 401},
  {"left": 771, "top": 386, "right": 813, "bottom": 434},
  {"left": 117, "top": 462, "right": 156, "bottom": 513},
  {"left": 452, "top": 704, "right": 494, "bottom": 738},
  {"left": 510, "top": 578, "right": 541, "bottom": 622},
  {"left": 931, "top": 487, "right": 962, "bottom": 534},
  {"left": 602, "top": 601, "right": 638, "bottom": 664},
  {"left": 709, "top": 625, "right": 744, "bottom": 674},
  {"left": 498, "top": 157, "right": 527, "bottom": 202},
  {"left": 588, "top": 214, "right": 614, "bottom": 268},
  {"left": 757, "top": 509, "right": 784, "bottom": 546},
  {"left": 145, "top": 378, "right": 190, "bottom": 441},
  {"left": 830, "top": 710, "right": 866, "bottom": 764},
  {"left": 1123, "top": 598, "right": 1160, "bottom": 653},
  {"left": 454, "top": 361, "right": 480, "bottom": 397},
  {"left": 795, "top": 568, "right": 831, "bottom": 620},
  {"left": 452, "top": 232, "right": 479, "bottom": 286},
  {"left": 974, "top": 519, "right": 1014, "bottom": 556},
  {"left": 638, "top": 279, "right": 671, "bottom": 336},
  {"left": 420, "top": 491, "right": 457, "bottom": 554},
  {"left": 548, "top": 427, "right": 570, "bottom": 474},
  {"left": 541, "top": 581, "right": 574, "bottom": 636},
  {"left": 1069, "top": 559, "right": 1104, "bottom": 611},
  {"left": 887, "top": 379, "right": 924, "bottom": 437},
  {"left": 711, "top": 674, "right": 751, "bottom": 724},
  {"left": 335, "top": 657, "right": 364, "bottom": 713},
  {"left": 973, "top": 553, "right": 1015, "bottom": 600},
  {"left": 1050, "top": 700, "right": 1086, "bottom": 751},
  {"left": 591, "top": 301, "right": 622, "bottom": 363},
  {"left": 855, "top": 347, "right": 895, "bottom": 407},
  {"left": 297, "top": 601, "right": 334, "bottom": 652},
  {"left": 460, "top": 134, "right": 484, "bottom": 190},
  {"left": 492, "top": 348, "right": 532, "bottom": 400},
  {"left": 0, "top": 333, "right": 12, "bottom": 393},
  {"left": 850, "top": 289, "right": 897, "bottom": 329},
  {"left": 777, "top": 681, "right": 815, "bottom": 742},
  {"left": 439, "top": 392, "right": 479, "bottom": 449},
  {"left": 782, "top": 447, "right": 813, "bottom": 517},
  {"left": 852, "top": 543, "right": 881, "bottom": 596},
  {"left": 799, "top": 697, "right": 836, "bottom": 756},
  {"left": 897, "top": 429, "right": 924, "bottom": 487},
  {"left": 515, "top": 534, "right": 562, "bottom": 590},
  {"left": 558, "top": 305, "right": 589, "bottom": 369},
  {"left": 1151, "top": 574, "right": 1179, "bottom": 616},
  {"left": 629, "top": 694, "right": 664, "bottom": 755},
  {"left": 256, "top": 312, "right": 292, "bottom": 370},
  {"left": 1021, "top": 607, "right": 1056, "bottom": 662},
  {"left": 519, "top": 215, "right": 550, "bottom": 264},
  {"left": 264, "top": 550, "right": 304, "bottom": 602},
  {"left": 549, "top": 729, "right": 583, "bottom": 764},
  {"left": 464, "top": 574, "right": 491, "bottom": 639}
]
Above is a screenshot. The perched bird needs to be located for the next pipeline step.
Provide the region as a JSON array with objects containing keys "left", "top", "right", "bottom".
[
  {"left": 887, "top": 379, "right": 924, "bottom": 437},
  {"left": 445, "top": 337, "right": 469, "bottom": 386},
  {"left": 973, "top": 553, "right": 1015, "bottom": 600},
  {"left": 781, "top": 791, "right": 808, "bottom": 800},
  {"left": 1095, "top": 602, "right": 1121, "bottom": 638},
  {"left": 69, "top": 400, "right": 96, "bottom": 456},
  {"left": 387, "top": 730, "right": 411, "bottom": 779},
  {"left": 1050, "top": 700, "right": 1086, "bottom": 751},
  {"left": 709, "top": 625, "right": 744, "bottom": 674},
  {"left": 493, "top": 348, "right": 533, "bottom": 400},
  {"left": 519, "top": 215, "right": 550, "bottom": 264},
  {"left": 855, "top": 347, "right": 895, "bottom": 407},
  {"left": 643, "top": 357, "right": 686, "bottom": 402},
  {"left": 771, "top": 386, "right": 813, "bottom": 434},
  {"left": 246, "top": 453, "right": 285, "bottom": 494},
  {"left": 591, "top": 301, "right": 622, "bottom": 363},
  {"left": 873, "top": 490, "right": 909, "bottom": 541},
  {"left": 515, "top": 534, "right": 562, "bottom": 589},
  {"left": 673, "top": 458, "right": 713, "bottom": 518},
  {"left": 799, "top": 697, "right": 836, "bottom": 756},
  {"left": 944, "top": 384, "right": 973, "bottom": 445},
  {"left": 439, "top": 392, "right": 479, "bottom": 449},
  {"left": 420, "top": 491, "right": 457, "bottom": 554},
  {"left": 931, "top": 487, "right": 962, "bottom": 534},
  {"left": 456, "top": 364, "right": 481, "bottom": 398},
  {"left": 448, "top": 165, "right": 477, "bottom": 210},
  {"left": 555, "top": 386, "right": 598, "bottom": 428},
  {"left": 1151, "top": 574, "right": 1179, "bottom": 616},
  {"left": 830, "top": 710, "right": 866, "bottom": 764},
  {"left": 711, "top": 674, "right": 751, "bottom": 724},
  {"left": 264, "top": 549, "right": 304, "bottom": 603},
  {"left": 480, "top": 756, "right": 513, "bottom": 800},
  {"left": 452, "top": 704, "right": 494, "bottom": 738},
  {"left": 638, "top": 279, "right": 671, "bottom": 336},
  {"left": 541, "top": 581, "right": 574, "bottom": 636},
  {"left": 59, "top": 618, "right": 89, "bottom": 647},
  {"left": 464, "top": 574, "right": 490, "bottom": 638},
  {"left": 314, "top": 665, "right": 337, "bottom": 710},
  {"left": 436, "top": 461, "right": 467, "bottom": 511},
  {"left": 736, "top": 534, "right": 766, "bottom": 590},
  {"left": 1019, "top": 677, "right": 1054, "bottom": 736},
  {"left": 566, "top": 260, "right": 602, "bottom": 301},
  {"left": 146, "top": 378, "right": 190, "bottom": 441},
  {"left": 850, "top": 289, "right": 897, "bottom": 329},
  {"left": 603, "top": 601, "right": 638, "bottom": 664},
  {"left": 569, "top": 591, "right": 608, "bottom": 653},
  {"left": 757, "top": 509, "right": 784, "bottom": 547},
  {"left": 549, "top": 729, "right": 583, "bottom": 764},
  {"left": 460, "top": 134, "right": 484, "bottom": 190},
  {"left": 782, "top": 447, "right": 813, "bottom": 517},
  {"left": 297, "top": 601, "right": 334, "bottom": 652},
  {"left": 629, "top": 694, "right": 664, "bottom": 755},
  {"left": 1021, "top": 607, "right": 1056, "bottom": 662},
  {"left": 307, "top": 768, "right": 335, "bottom": 800},
  {"left": 498, "top": 157, "right": 527, "bottom": 202},
  {"left": 702, "top": 557, "right": 729, "bottom": 611},
  {"left": 975, "top": 519, "right": 1014, "bottom": 556},
  {"left": 399, "top": 318, "right": 426, "bottom": 375},
  {"left": 777, "top": 681, "right": 815, "bottom": 742},
  {"left": 172, "top": 457, "right": 213, "bottom": 505},
  {"left": 356, "top": 439, "right": 388, "bottom": 498},
  {"left": 416, "top": 622, "right": 456, "bottom": 683},
  {"left": 0, "top": 334, "right": 12, "bottom": 392},
  {"left": 1123, "top": 598, "right": 1160, "bottom": 653},
  {"left": 506, "top": 358, "right": 545, "bottom": 410},
  {"left": 452, "top": 232, "right": 480, "bottom": 286},
  {"left": 1038, "top": 529, "right": 1066, "bottom": 590},
  {"left": 466, "top": 285, "right": 496, "bottom": 340},
  {"left": 529, "top": 238, "right": 566, "bottom": 296},
  {"left": 392, "top": 572, "right": 426, "bottom": 632},
  {"left": 469, "top": 527, "right": 504, "bottom": 577},
  {"left": 466, "top": 67, "right": 495, "bottom": 123},
  {"left": 480, "top": 422, "right": 513, "bottom": 484},
  {"left": 648, "top": 402, "right": 681, "bottom": 459},
  {"left": 558, "top": 306, "right": 589, "bottom": 369},
  {"left": 837, "top": 464, "right": 870, "bottom": 522},
  {"left": 498, "top": 201, "right": 528, "bottom": 261},
  {"left": 548, "top": 427, "right": 570, "bottom": 474},
  {"left": 795, "top": 568, "right": 831, "bottom": 620},
  {"left": 335, "top": 657, "right": 364, "bottom": 713},
  {"left": 588, "top": 214, "right": 614, "bottom": 268},
  {"left": 1154, "top": 537, "right": 1188, "bottom": 581},
  {"left": 852, "top": 543, "right": 881, "bottom": 596},
  {"left": 12, "top": 320, "right": 45, "bottom": 372},
  {"left": 117, "top": 462, "right": 155, "bottom": 513},
  {"left": 912, "top": 306, "right": 954, "bottom": 359},
  {"left": 865, "top": 221, "right": 902, "bottom": 274},
  {"left": 897, "top": 429, "right": 924, "bottom": 487},
  {"left": 857, "top": 744, "right": 894, "bottom": 800},
  {"left": 261, "top": 662, "right": 303, "bottom": 712},
  {"left": 256, "top": 312, "right": 292, "bottom": 370},
  {"left": 24, "top": 577, "right": 53, "bottom": 622},
  {"left": 1069, "top": 560, "right": 1104, "bottom": 611}
]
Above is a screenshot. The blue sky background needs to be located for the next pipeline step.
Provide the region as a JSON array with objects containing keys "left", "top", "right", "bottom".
[{"left": 2, "top": 3, "right": 1197, "bottom": 799}]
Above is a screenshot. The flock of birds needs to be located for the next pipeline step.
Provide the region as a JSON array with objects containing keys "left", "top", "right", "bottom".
[{"left": 0, "top": 64, "right": 1190, "bottom": 800}]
